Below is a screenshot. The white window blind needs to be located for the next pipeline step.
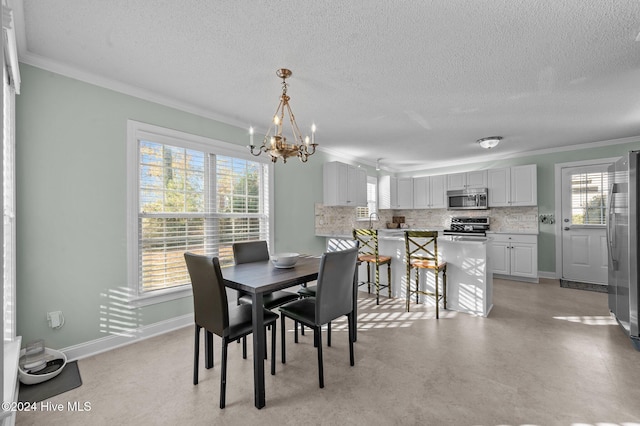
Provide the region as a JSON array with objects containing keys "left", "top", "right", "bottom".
[
  {"left": 133, "top": 132, "right": 270, "bottom": 297},
  {"left": 570, "top": 171, "right": 608, "bottom": 225}
]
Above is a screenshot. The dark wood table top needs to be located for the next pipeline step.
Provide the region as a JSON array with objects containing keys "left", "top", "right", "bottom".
[{"left": 221, "top": 255, "right": 321, "bottom": 294}]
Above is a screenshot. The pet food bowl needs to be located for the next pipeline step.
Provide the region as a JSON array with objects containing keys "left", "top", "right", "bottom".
[{"left": 18, "top": 347, "right": 67, "bottom": 385}]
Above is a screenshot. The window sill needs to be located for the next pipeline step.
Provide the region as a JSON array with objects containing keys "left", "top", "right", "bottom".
[{"left": 128, "top": 286, "right": 192, "bottom": 307}]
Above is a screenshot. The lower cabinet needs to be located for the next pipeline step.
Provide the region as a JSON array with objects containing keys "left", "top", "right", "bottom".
[{"left": 489, "top": 233, "right": 538, "bottom": 282}]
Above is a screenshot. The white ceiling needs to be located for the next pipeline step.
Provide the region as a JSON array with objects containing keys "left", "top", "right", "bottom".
[{"left": 9, "top": 0, "right": 640, "bottom": 171}]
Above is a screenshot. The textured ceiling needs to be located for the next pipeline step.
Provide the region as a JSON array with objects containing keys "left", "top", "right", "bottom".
[{"left": 10, "top": 0, "right": 640, "bottom": 171}]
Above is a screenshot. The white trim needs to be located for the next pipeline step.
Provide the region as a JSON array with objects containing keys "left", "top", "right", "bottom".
[
  {"left": 60, "top": 314, "right": 193, "bottom": 362},
  {"left": 553, "top": 157, "right": 619, "bottom": 280},
  {"left": 395, "top": 136, "right": 640, "bottom": 174},
  {"left": 2, "top": 2, "right": 20, "bottom": 94}
]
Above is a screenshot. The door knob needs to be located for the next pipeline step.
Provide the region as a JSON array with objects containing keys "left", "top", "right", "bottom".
[{"left": 564, "top": 227, "right": 570, "bottom": 231}]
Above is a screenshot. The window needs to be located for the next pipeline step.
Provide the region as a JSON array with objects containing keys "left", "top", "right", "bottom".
[
  {"left": 128, "top": 121, "right": 271, "bottom": 304},
  {"left": 570, "top": 170, "right": 608, "bottom": 225},
  {"left": 3, "top": 54, "right": 17, "bottom": 342},
  {"left": 356, "top": 176, "right": 378, "bottom": 220}
]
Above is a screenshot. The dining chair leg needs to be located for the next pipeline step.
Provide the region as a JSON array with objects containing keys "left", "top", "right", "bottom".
[
  {"left": 316, "top": 326, "right": 324, "bottom": 388},
  {"left": 263, "top": 327, "right": 268, "bottom": 360},
  {"left": 193, "top": 325, "right": 200, "bottom": 385},
  {"left": 220, "top": 340, "right": 228, "bottom": 409},
  {"left": 300, "top": 320, "right": 305, "bottom": 336},
  {"left": 327, "top": 321, "right": 332, "bottom": 347},
  {"left": 242, "top": 336, "right": 247, "bottom": 359},
  {"left": 294, "top": 318, "right": 299, "bottom": 343},
  {"left": 348, "top": 312, "right": 354, "bottom": 366},
  {"left": 281, "top": 316, "right": 287, "bottom": 364},
  {"left": 205, "top": 330, "right": 214, "bottom": 369},
  {"left": 271, "top": 322, "right": 276, "bottom": 375}
]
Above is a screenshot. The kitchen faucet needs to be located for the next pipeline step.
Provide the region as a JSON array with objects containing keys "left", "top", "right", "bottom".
[{"left": 368, "top": 212, "right": 380, "bottom": 229}]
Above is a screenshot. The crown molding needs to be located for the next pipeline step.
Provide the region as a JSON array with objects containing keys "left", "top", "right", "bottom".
[{"left": 394, "top": 135, "right": 640, "bottom": 174}]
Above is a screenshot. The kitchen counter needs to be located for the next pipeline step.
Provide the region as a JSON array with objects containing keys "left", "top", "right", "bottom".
[
  {"left": 321, "top": 230, "right": 493, "bottom": 317},
  {"left": 376, "top": 235, "right": 492, "bottom": 317}
]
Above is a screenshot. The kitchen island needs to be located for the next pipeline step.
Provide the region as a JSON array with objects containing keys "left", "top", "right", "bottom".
[{"left": 374, "top": 230, "right": 493, "bottom": 317}]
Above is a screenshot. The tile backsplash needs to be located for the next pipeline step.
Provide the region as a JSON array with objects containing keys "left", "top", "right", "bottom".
[{"left": 315, "top": 204, "right": 538, "bottom": 236}]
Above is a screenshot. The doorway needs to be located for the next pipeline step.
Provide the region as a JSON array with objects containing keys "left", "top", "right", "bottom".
[{"left": 556, "top": 159, "right": 616, "bottom": 285}]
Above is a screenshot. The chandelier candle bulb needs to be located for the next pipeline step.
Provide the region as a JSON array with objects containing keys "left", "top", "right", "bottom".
[{"left": 249, "top": 126, "right": 254, "bottom": 146}]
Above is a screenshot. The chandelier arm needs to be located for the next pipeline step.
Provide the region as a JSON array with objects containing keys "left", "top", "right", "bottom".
[{"left": 284, "top": 103, "right": 305, "bottom": 145}]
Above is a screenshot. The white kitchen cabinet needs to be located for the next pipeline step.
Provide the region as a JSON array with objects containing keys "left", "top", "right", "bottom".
[
  {"left": 323, "top": 161, "right": 367, "bottom": 206},
  {"left": 447, "top": 170, "right": 488, "bottom": 190},
  {"left": 488, "top": 164, "right": 537, "bottom": 207},
  {"left": 489, "top": 233, "right": 538, "bottom": 281},
  {"left": 413, "top": 175, "right": 446, "bottom": 209},
  {"left": 378, "top": 176, "right": 413, "bottom": 209}
]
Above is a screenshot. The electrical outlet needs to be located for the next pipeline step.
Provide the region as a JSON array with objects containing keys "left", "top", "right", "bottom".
[{"left": 47, "top": 311, "right": 64, "bottom": 329}]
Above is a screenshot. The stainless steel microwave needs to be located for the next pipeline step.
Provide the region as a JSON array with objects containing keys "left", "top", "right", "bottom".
[{"left": 447, "top": 188, "right": 488, "bottom": 210}]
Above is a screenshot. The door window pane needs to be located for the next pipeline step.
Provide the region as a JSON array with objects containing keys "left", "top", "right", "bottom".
[{"left": 570, "top": 172, "right": 608, "bottom": 225}]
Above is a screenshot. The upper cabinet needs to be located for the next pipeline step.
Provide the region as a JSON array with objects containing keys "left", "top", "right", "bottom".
[
  {"left": 323, "top": 161, "right": 367, "bottom": 206},
  {"left": 488, "top": 164, "right": 537, "bottom": 207},
  {"left": 379, "top": 176, "right": 414, "bottom": 209},
  {"left": 446, "top": 170, "right": 488, "bottom": 190},
  {"left": 413, "top": 175, "right": 447, "bottom": 209}
]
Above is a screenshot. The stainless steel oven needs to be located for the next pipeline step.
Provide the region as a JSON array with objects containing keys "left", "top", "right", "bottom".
[
  {"left": 447, "top": 188, "right": 488, "bottom": 210},
  {"left": 443, "top": 217, "right": 490, "bottom": 237}
]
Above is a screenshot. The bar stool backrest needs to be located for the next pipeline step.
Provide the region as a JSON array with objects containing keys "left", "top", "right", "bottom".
[
  {"left": 404, "top": 230, "right": 440, "bottom": 264},
  {"left": 352, "top": 229, "right": 381, "bottom": 260}
]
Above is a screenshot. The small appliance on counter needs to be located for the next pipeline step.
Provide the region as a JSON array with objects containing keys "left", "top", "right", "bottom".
[
  {"left": 443, "top": 217, "right": 490, "bottom": 237},
  {"left": 387, "top": 216, "right": 405, "bottom": 229}
]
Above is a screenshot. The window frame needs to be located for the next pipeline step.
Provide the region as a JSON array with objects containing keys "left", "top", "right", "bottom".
[{"left": 127, "top": 120, "right": 274, "bottom": 306}]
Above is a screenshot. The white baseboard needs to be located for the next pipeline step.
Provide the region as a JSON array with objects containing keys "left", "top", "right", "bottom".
[{"left": 60, "top": 314, "right": 193, "bottom": 361}]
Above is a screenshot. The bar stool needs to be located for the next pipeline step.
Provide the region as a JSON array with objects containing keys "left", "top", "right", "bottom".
[
  {"left": 353, "top": 229, "right": 391, "bottom": 305},
  {"left": 404, "top": 230, "right": 447, "bottom": 318}
]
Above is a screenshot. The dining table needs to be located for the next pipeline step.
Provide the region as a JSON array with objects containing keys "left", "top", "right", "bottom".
[{"left": 221, "top": 254, "right": 359, "bottom": 409}]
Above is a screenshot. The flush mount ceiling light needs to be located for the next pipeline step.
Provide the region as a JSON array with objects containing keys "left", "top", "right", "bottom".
[
  {"left": 476, "top": 136, "right": 503, "bottom": 149},
  {"left": 249, "top": 68, "right": 317, "bottom": 163}
]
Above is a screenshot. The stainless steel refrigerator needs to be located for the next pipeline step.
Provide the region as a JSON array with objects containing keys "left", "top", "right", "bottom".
[{"left": 607, "top": 150, "right": 640, "bottom": 350}]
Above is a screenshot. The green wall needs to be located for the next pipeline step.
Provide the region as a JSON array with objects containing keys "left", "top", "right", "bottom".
[{"left": 16, "top": 64, "right": 640, "bottom": 350}]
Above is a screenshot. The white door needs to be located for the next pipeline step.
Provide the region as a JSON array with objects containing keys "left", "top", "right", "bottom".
[{"left": 561, "top": 164, "right": 609, "bottom": 284}]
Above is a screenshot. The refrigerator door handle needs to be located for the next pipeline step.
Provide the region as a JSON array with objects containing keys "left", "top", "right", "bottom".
[{"left": 606, "top": 182, "right": 617, "bottom": 267}]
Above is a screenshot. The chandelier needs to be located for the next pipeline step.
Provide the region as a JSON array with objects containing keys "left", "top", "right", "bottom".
[{"left": 249, "top": 69, "right": 317, "bottom": 163}]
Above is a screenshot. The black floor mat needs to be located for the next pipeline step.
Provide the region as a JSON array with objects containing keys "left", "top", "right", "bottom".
[
  {"left": 560, "top": 279, "right": 607, "bottom": 293},
  {"left": 18, "top": 361, "right": 82, "bottom": 403}
]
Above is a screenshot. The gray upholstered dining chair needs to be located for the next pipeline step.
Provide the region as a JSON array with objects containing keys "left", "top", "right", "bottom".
[
  {"left": 297, "top": 238, "right": 359, "bottom": 345},
  {"left": 278, "top": 246, "right": 358, "bottom": 388},
  {"left": 184, "top": 252, "right": 278, "bottom": 409},
  {"left": 233, "top": 241, "right": 301, "bottom": 309}
]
